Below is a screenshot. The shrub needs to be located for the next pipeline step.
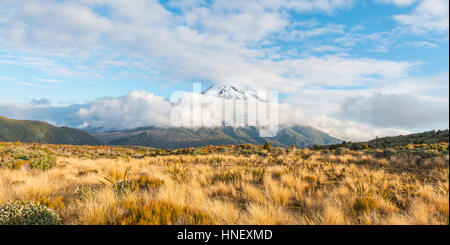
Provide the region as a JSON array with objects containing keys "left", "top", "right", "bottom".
[
  {"left": 263, "top": 141, "right": 272, "bottom": 151},
  {"left": 334, "top": 147, "right": 346, "bottom": 155},
  {"left": 0, "top": 201, "right": 61, "bottom": 225},
  {"left": 321, "top": 149, "right": 330, "bottom": 154},
  {"left": 31, "top": 153, "right": 56, "bottom": 170},
  {"left": 1, "top": 150, "right": 56, "bottom": 170}
]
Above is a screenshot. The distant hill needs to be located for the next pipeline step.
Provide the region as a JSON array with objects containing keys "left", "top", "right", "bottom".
[
  {"left": 366, "top": 129, "right": 449, "bottom": 147},
  {"left": 94, "top": 125, "right": 342, "bottom": 149},
  {"left": 313, "top": 129, "right": 449, "bottom": 150},
  {"left": 0, "top": 116, "right": 103, "bottom": 145}
]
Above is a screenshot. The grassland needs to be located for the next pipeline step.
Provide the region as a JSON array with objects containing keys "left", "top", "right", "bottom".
[{"left": 0, "top": 141, "right": 448, "bottom": 225}]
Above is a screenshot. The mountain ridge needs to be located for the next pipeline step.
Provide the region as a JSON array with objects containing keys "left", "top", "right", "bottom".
[
  {"left": 95, "top": 125, "right": 342, "bottom": 149},
  {"left": 0, "top": 115, "right": 103, "bottom": 145}
]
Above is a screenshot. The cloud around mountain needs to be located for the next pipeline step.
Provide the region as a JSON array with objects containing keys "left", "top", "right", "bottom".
[{"left": 4, "top": 86, "right": 445, "bottom": 141}]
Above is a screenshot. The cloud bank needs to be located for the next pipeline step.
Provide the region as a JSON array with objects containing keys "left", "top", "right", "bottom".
[
  {"left": 338, "top": 93, "right": 449, "bottom": 128},
  {"left": 2, "top": 89, "right": 441, "bottom": 141}
]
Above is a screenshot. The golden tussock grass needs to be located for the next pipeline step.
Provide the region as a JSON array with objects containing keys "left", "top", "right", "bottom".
[{"left": 0, "top": 142, "right": 448, "bottom": 225}]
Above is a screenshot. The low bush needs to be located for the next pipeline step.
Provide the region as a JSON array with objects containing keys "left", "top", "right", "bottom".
[
  {"left": 0, "top": 149, "right": 56, "bottom": 170},
  {"left": 0, "top": 201, "right": 61, "bottom": 225}
]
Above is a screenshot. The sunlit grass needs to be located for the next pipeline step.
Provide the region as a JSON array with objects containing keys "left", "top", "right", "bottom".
[{"left": 0, "top": 141, "right": 448, "bottom": 225}]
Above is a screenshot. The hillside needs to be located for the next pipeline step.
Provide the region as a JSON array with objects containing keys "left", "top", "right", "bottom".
[
  {"left": 0, "top": 116, "right": 103, "bottom": 145},
  {"left": 313, "top": 129, "right": 449, "bottom": 150},
  {"left": 95, "top": 125, "right": 342, "bottom": 149},
  {"left": 366, "top": 129, "right": 449, "bottom": 147}
]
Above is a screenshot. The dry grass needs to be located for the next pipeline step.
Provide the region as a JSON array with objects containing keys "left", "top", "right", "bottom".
[{"left": 0, "top": 142, "right": 448, "bottom": 225}]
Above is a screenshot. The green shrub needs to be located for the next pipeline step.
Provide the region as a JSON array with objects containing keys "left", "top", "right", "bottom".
[
  {"left": 0, "top": 201, "right": 61, "bottom": 225},
  {"left": 334, "top": 147, "right": 346, "bottom": 155},
  {"left": 31, "top": 154, "right": 56, "bottom": 170},
  {"left": 1, "top": 149, "right": 56, "bottom": 170},
  {"left": 321, "top": 149, "right": 330, "bottom": 154}
]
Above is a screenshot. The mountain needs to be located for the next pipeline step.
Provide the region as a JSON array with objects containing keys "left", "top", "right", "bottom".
[
  {"left": 202, "top": 85, "right": 267, "bottom": 101},
  {"left": 0, "top": 115, "right": 341, "bottom": 148},
  {"left": 0, "top": 115, "right": 103, "bottom": 145},
  {"left": 94, "top": 126, "right": 342, "bottom": 149},
  {"left": 0, "top": 83, "right": 343, "bottom": 148},
  {"left": 93, "top": 85, "right": 342, "bottom": 148}
]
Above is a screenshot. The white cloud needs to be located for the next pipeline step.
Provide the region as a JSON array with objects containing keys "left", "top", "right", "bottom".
[
  {"left": 75, "top": 90, "right": 173, "bottom": 130},
  {"left": 334, "top": 28, "right": 399, "bottom": 48},
  {"left": 0, "top": 0, "right": 421, "bottom": 91},
  {"left": 377, "top": 0, "right": 419, "bottom": 6},
  {"left": 37, "top": 78, "right": 62, "bottom": 83},
  {"left": 338, "top": 93, "right": 449, "bottom": 128},
  {"left": 394, "top": 0, "right": 449, "bottom": 33},
  {"left": 403, "top": 40, "right": 439, "bottom": 48},
  {"left": 279, "top": 0, "right": 356, "bottom": 13},
  {"left": 0, "top": 87, "right": 443, "bottom": 141},
  {"left": 277, "top": 55, "right": 415, "bottom": 87},
  {"left": 14, "top": 81, "right": 35, "bottom": 87},
  {"left": 310, "top": 45, "right": 345, "bottom": 52},
  {"left": 280, "top": 23, "right": 345, "bottom": 41},
  {"left": 307, "top": 115, "right": 411, "bottom": 141}
]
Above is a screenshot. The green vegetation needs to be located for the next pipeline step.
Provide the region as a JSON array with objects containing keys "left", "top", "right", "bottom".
[
  {"left": 0, "top": 148, "right": 56, "bottom": 170},
  {"left": 0, "top": 201, "right": 61, "bottom": 225},
  {"left": 313, "top": 129, "right": 449, "bottom": 151}
]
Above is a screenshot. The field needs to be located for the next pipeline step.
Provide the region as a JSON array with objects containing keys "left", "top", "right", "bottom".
[{"left": 0, "top": 141, "right": 448, "bottom": 225}]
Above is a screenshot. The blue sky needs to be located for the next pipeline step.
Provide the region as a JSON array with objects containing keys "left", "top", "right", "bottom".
[{"left": 0, "top": 0, "right": 448, "bottom": 140}]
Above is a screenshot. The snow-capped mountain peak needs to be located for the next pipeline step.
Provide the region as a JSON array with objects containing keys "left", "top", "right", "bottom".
[{"left": 202, "top": 85, "right": 267, "bottom": 102}]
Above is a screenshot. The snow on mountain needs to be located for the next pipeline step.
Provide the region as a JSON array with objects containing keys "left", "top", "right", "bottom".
[{"left": 202, "top": 85, "right": 267, "bottom": 102}]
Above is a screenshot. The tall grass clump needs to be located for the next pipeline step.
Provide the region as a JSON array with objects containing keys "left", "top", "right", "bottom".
[{"left": 111, "top": 199, "right": 215, "bottom": 225}]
